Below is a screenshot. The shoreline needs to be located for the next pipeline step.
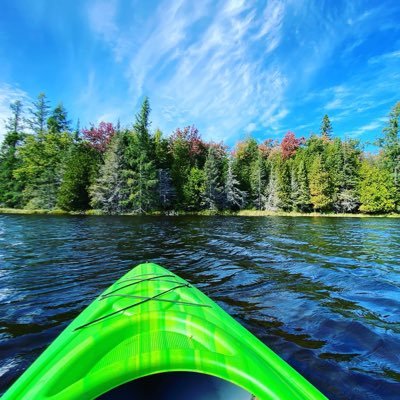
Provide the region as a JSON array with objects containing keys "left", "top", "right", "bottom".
[{"left": 1, "top": 207, "right": 399, "bottom": 218}]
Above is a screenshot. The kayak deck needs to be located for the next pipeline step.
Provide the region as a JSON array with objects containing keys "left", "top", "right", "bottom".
[{"left": 3, "top": 263, "right": 327, "bottom": 399}]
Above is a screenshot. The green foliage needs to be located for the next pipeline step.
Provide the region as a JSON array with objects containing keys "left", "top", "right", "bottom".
[
  {"left": 58, "top": 143, "right": 98, "bottom": 211},
  {"left": 277, "top": 159, "right": 292, "bottom": 211},
  {"left": 204, "top": 146, "right": 225, "bottom": 210},
  {"left": 133, "top": 97, "right": 153, "bottom": 158},
  {"left": 233, "top": 138, "right": 259, "bottom": 198},
  {"left": 47, "top": 103, "right": 71, "bottom": 134},
  {"left": 183, "top": 167, "right": 205, "bottom": 210},
  {"left": 154, "top": 128, "right": 170, "bottom": 169},
  {"left": 359, "top": 160, "right": 396, "bottom": 213},
  {"left": 378, "top": 101, "right": 400, "bottom": 207},
  {"left": 326, "top": 138, "right": 361, "bottom": 212},
  {"left": 0, "top": 101, "right": 25, "bottom": 207},
  {"left": 309, "top": 155, "right": 332, "bottom": 211},
  {"left": 249, "top": 154, "right": 267, "bottom": 210},
  {"left": 224, "top": 158, "right": 245, "bottom": 210},
  {"left": 90, "top": 133, "right": 128, "bottom": 214},
  {"left": 320, "top": 114, "right": 333, "bottom": 139},
  {"left": 2, "top": 96, "right": 400, "bottom": 215},
  {"left": 15, "top": 131, "right": 73, "bottom": 209},
  {"left": 264, "top": 167, "right": 279, "bottom": 211},
  {"left": 293, "top": 160, "right": 311, "bottom": 212},
  {"left": 27, "top": 93, "right": 50, "bottom": 135},
  {"left": 125, "top": 155, "right": 157, "bottom": 213}
]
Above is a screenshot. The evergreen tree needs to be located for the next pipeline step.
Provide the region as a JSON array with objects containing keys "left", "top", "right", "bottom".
[
  {"left": 265, "top": 167, "right": 279, "bottom": 211},
  {"left": 27, "top": 93, "right": 50, "bottom": 135},
  {"left": 224, "top": 158, "right": 245, "bottom": 210},
  {"left": 320, "top": 114, "right": 333, "bottom": 139},
  {"left": 154, "top": 128, "right": 170, "bottom": 170},
  {"left": 133, "top": 97, "right": 153, "bottom": 157},
  {"left": 47, "top": 103, "right": 71, "bottom": 134},
  {"left": 232, "top": 137, "right": 259, "bottom": 199},
  {"left": 359, "top": 159, "right": 396, "bottom": 213},
  {"left": 294, "top": 160, "right": 312, "bottom": 212},
  {"left": 378, "top": 101, "right": 400, "bottom": 208},
  {"left": 125, "top": 154, "right": 157, "bottom": 213},
  {"left": 277, "top": 160, "right": 292, "bottom": 211},
  {"left": 250, "top": 154, "right": 267, "bottom": 210},
  {"left": 332, "top": 139, "right": 361, "bottom": 212},
  {"left": 183, "top": 167, "right": 205, "bottom": 210},
  {"left": 58, "top": 143, "right": 98, "bottom": 211},
  {"left": 15, "top": 131, "right": 73, "bottom": 209},
  {"left": 157, "top": 169, "right": 176, "bottom": 210},
  {"left": 169, "top": 126, "right": 206, "bottom": 205},
  {"left": 203, "top": 146, "right": 225, "bottom": 210},
  {"left": 0, "top": 101, "right": 25, "bottom": 207},
  {"left": 309, "top": 155, "right": 332, "bottom": 211},
  {"left": 90, "top": 133, "right": 128, "bottom": 214}
]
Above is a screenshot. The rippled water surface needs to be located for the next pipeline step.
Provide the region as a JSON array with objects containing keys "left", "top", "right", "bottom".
[{"left": 0, "top": 214, "right": 400, "bottom": 399}]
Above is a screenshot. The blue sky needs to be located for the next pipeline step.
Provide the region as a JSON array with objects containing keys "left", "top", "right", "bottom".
[{"left": 0, "top": 0, "right": 399, "bottom": 148}]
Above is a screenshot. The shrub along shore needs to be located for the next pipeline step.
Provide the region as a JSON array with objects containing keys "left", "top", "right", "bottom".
[
  {"left": 1, "top": 208, "right": 399, "bottom": 218},
  {"left": 1, "top": 94, "right": 399, "bottom": 215}
]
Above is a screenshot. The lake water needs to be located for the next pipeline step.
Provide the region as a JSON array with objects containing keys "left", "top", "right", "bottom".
[{"left": 0, "top": 214, "right": 399, "bottom": 399}]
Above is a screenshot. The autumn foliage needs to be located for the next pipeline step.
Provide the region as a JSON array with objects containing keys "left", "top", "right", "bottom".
[
  {"left": 82, "top": 122, "right": 116, "bottom": 152},
  {"left": 281, "top": 131, "right": 305, "bottom": 159},
  {"left": 169, "top": 125, "right": 207, "bottom": 162}
]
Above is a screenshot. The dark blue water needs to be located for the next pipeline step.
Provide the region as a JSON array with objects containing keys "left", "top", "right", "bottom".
[{"left": 0, "top": 214, "right": 399, "bottom": 399}]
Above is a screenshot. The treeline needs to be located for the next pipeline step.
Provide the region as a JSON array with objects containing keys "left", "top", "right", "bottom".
[{"left": 0, "top": 93, "right": 399, "bottom": 214}]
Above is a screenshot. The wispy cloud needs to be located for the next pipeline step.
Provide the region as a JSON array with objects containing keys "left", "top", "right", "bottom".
[
  {"left": 85, "top": 0, "right": 288, "bottom": 142},
  {"left": 351, "top": 117, "right": 386, "bottom": 138},
  {"left": 80, "top": 0, "right": 400, "bottom": 145}
]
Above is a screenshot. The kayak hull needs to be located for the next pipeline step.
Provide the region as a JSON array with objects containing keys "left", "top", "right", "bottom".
[{"left": 2, "top": 263, "right": 327, "bottom": 399}]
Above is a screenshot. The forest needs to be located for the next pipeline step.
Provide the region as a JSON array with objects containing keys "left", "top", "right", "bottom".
[{"left": 0, "top": 93, "right": 399, "bottom": 215}]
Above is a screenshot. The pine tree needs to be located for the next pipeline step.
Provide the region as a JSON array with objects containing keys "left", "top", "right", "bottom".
[
  {"left": 378, "top": 101, "right": 400, "bottom": 208},
  {"left": 309, "top": 155, "right": 332, "bottom": 211},
  {"left": 125, "top": 154, "right": 157, "bottom": 214},
  {"left": 265, "top": 167, "right": 279, "bottom": 211},
  {"left": 27, "top": 93, "right": 50, "bottom": 135},
  {"left": 0, "top": 100, "right": 25, "bottom": 207},
  {"left": 47, "top": 103, "right": 71, "bottom": 134},
  {"left": 224, "top": 158, "right": 245, "bottom": 210},
  {"left": 90, "top": 133, "right": 128, "bottom": 214},
  {"left": 359, "top": 160, "right": 396, "bottom": 213},
  {"left": 232, "top": 137, "right": 259, "bottom": 198},
  {"left": 15, "top": 131, "right": 73, "bottom": 209},
  {"left": 320, "top": 114, "right": 333, "bottom": 140},
  {"left": 133, "top": 97, "right": 153, "bottom": 157},
  {"left": 183, "top": 167, "right": 205, "bottom": 210},
  {"left": 203, "top": 146, "right": 224, "bottom": 210},
  {"left": 293, "top": 160, "right": 311, "bottom": 212},
  {"left": 250, "top": 154, "right": 267, "bottom": 210},
  {"left": 277, "top": 160, "right": 292, "bottom": 211},
  {"left": 154, "top": 128, "right": 170, "bottom": 169},
  {"left": 157, "top": 169, "right": 176, "bottom": 210},
  {"left": 58, "top": 143, "right": 98, "bottom": 211}
]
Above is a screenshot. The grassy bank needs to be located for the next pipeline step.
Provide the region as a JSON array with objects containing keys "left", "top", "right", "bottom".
[{"left": 1, "top": 207, "right": 400, "bottom": 218}]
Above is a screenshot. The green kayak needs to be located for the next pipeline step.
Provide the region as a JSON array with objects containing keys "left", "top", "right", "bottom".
[{"left": 3, "top": 263, "right": 327, "bottom": 399}]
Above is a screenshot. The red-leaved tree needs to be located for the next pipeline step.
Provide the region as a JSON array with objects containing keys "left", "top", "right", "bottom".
[
  {"left": 169, "top": 125, "right": 207, "bottom": 164},
  {"left": 82, "top": 122, "right": 116, "bottom": 152},
  {"left": 281, "top": 131, "right": 305, "bottom": 160}
]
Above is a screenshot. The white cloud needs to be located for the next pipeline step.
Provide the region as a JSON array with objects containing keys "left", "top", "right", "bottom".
[
  {"left": 87, "top": 0, "right": 118, "bottom": 41},
  {"left": 0, "top": 84, "right": 29, "bottom": 143},
  {"left": 84, "top": 0, "right": 289, "bottom": 142},
  {"left": 351, "top": 118, "right": 386, "bottom": 137},
  {"left": 368, "top": 50, "right": 400, "bottom": 64},
  {"left": 83, "top": 0, "right": 400, "bottom": 144}
]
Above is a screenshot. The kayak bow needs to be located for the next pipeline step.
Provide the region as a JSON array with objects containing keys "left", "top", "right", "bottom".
[{"left": 2, "top": 263, "right": 327, "bottom": 399}]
